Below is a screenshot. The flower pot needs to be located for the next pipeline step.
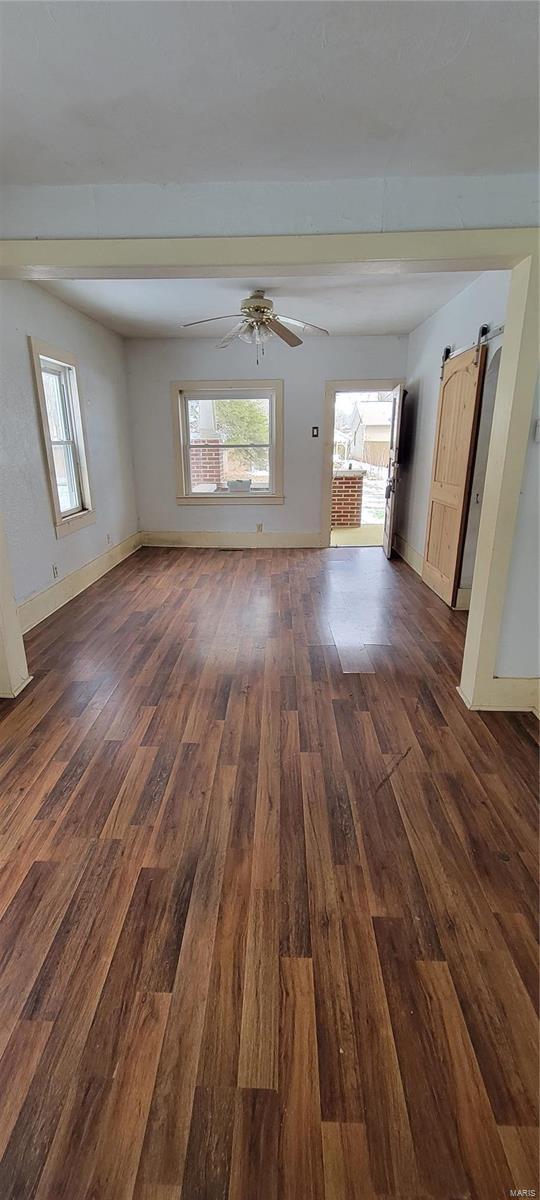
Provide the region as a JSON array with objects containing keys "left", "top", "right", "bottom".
[{"left": 228, "top": 479, "right": 252, "bottom": 493}]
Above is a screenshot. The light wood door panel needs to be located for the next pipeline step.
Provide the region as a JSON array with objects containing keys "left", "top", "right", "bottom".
[
  {"left": 426, "top": 501, "right": 458, "bottom": 582},
  {"left": 422, "top": 345, "right": 487, "bottom": 606}
]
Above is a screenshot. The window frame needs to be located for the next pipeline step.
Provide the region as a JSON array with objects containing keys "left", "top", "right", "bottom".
[
  {"left": 172, "top": 379, "right": 284, "bottom": 504},
  {"left": 29, "top": 338, "right": 95, "bottom": 538}
]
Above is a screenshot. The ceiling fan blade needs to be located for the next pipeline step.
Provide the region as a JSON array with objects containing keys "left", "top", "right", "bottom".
[
  {"left": 277, "top": 314, "right": 330, "bottom": 335},
  {"left": 266, "top": 318, "right": 303, "bottom": 348},
  {"left": 216, "top": 320, "right": 246, "bottom": 348},
  {"left": 181, "top": 314, "right": 241, "bottom": 329}
]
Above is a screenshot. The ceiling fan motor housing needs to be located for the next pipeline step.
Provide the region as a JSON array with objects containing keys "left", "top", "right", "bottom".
[{"left": 241, "top": 291, "right": 274, "bottom": 320}]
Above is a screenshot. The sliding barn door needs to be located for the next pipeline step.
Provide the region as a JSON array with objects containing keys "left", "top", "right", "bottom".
[{"left": 422, "top": 344, "right": 487, "bottom": 606}]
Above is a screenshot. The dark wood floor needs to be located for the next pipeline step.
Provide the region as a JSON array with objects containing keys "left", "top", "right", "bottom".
[{"left": 0, "top": 545, "right": 538, "bottom": 1200}]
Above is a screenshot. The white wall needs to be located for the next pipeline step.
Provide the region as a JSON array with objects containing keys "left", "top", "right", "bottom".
[
  {"left": 0, "top": 281, "right": 138, "bottom": 605},
  {"left": 0, "top": 175, "right": 537, "bottom": 239},
  {"left": 397, "top": 271, "right": 511, "bottom": 574},
  {"left": 126, "top": 335, "right": 407, "bottom": 537},
  {"left": 496, "top": 379, "right": 539, "bottom": 679}
]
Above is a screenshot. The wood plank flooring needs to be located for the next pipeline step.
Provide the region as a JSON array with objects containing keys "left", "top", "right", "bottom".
[{"left": 0, "top": 545, "right": 538, "bottom": 1200}]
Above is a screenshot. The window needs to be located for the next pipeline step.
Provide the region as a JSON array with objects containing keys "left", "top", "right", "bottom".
[
  {"left": 30, "top": 339, "right": 94, "bottom": 537},
  {"left": 173, "top": 380, "right": 284, "bottom": 503}
]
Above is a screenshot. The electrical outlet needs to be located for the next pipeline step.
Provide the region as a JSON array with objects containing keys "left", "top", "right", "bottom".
[
  {"left": 106, "top": 532, "right": 112, "bottom": 545},
  {"left": 52, "top": 564, "right": 59, "bottom": 579},
  {"left": 256, "top": 523, "right": 263, "bottom": 533}
]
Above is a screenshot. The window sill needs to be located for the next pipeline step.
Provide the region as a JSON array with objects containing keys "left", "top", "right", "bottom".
[
  {"left": 177, "top": 489, "right": 286, "bottom": 504},
  {"left": 176, "top": 494, "right": 284, "bottom": 506},
  {"left": 55, "top": 509, "right": 96, "bottom": 538}
]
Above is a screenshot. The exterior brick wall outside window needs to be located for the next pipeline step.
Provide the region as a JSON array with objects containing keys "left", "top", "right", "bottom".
[{"left": 190, "top": 439, "right": 225, "bottom": 488}]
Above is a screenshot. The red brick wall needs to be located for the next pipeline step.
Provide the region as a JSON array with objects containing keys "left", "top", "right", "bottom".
[
  {"left": 190, "top": 439, "right": 225, "bottom": 488},
  {"left": 331, "top": 474, "right": 364, "bottom": 527}
]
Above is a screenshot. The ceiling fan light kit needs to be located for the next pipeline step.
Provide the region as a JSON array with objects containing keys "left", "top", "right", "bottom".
[{"left": 181, "top": 290, "right": 329, "bottom": 364}]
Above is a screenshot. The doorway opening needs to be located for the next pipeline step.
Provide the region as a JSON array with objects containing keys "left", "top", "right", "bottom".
[{"left": 329, "top": 387, "right": 402, "bottom": 549}]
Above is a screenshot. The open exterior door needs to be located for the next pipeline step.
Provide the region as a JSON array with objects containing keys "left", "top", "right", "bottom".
[
  {"left": 422, "top": 344, "right": 487, "bottom": 606},
  {"left": 383, "top": 384, "right": 405, "bottom": 558}
]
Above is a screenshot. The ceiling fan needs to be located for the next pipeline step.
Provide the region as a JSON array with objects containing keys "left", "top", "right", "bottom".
[{"left": 181, "top": 290, "right": 329, "bottom": 363}]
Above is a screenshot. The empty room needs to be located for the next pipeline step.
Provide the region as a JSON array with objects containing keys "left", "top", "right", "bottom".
[{"left": 0, "top": 3, "right": 538, "bottom": 1199}]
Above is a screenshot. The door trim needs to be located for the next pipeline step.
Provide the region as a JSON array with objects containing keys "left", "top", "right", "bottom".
[
  {"left": 459, "top": 254, "right": 539, "bottom": 708},
  {"left": 383, "top": 384, "right": 405, "bottom": 559},
  {"left": 0, "top": 227, "right": 535, "bottom": 277},
  {"left": 321, "top": 380, "right": 404, "bottom": 548}
]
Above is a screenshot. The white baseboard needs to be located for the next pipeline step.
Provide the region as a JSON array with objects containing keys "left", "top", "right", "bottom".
[
  {"left": 458, "top": 676, "right": 540, "bottom": 714},
  {"left": 16, "top": 529, "right": 322, "bottom": 636},
  {"left": 393, "top": 533, "right": 423, "bottom": 575},
  {"left": 394, "top": 538, "right": 472, "bottom": 612},
  {"left": 18, "top": 532, "right": 142, "bottom": 633},
  {"left": 394, "top": 533, "right": 538, "bottom": 713},
  {"left": 140, "top": 530, "right": 325, "bottom": 549},
  {"left": 454, "top": 587, "right": 471, "bottom": 611},
  {"left": 0, "top": 513, "right": 33, "bottom": 697},
  {"left": 13, "top": 528, "right": 540, "bottom": 719},
  {"left": 0, "top": 673, "right": 34, "bottom": 701}
]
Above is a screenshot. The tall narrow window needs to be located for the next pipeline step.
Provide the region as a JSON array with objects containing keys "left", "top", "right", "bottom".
[
  {"left": 172, "top": 381, "right": 284, "bottom": 503},
  {"left": 30, "top": 339, "right": 94, "bottom": 537},
  {"left": 41, "top": 360, "right": 84, "bottom": 515}
]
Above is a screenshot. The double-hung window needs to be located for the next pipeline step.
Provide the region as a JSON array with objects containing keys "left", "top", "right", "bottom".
[
  {"left": 173, "top": 380, "right": 284, "bottom": 503},
  {"left": 30, "top": 339, "right": 94, "bottom": 537}
]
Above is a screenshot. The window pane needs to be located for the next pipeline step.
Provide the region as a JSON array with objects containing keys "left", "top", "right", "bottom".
[
  {"left": 43, "top": 368, "right": 69, "bottom": 441},
  {"left": 215, "top": 397, "right": 270, "bottom": 445},
  {"left": 187, "top": 396, "right": 270, "bottom": 446},
  {"left": 189, "top": 445, "right": 270, "bottom": 494},
  {"left": 187, "top": 398, "right": 202, "bottom": 441},
  {"left": 52, "top": 443, "right": 81, "bottom": 512}
]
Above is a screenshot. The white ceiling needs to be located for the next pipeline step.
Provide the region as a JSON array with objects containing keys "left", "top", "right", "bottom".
[
  {"left": 38, "top": 273, "right": 481, "bottom": 338},
  {"left": 0, "top": 2, "right": 537, "bottom": 186}
]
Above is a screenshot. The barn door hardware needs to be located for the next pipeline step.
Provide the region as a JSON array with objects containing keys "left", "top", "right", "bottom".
[
  {"left": 440, "top": 345, "right": 452, "bottom": 380},
  {"left": 474, "top": 324, "right": 490, "bottom": 365},
  {"left": 440, "top": 322, "right": 503, "bottom": 378}
]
